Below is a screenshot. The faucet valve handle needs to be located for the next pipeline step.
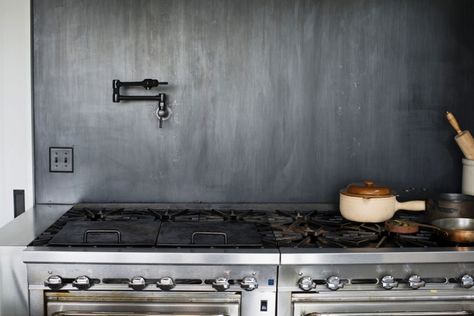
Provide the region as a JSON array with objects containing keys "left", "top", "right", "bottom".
[{"left": 154, "top": 93, "right": 170, "bottom": 128}]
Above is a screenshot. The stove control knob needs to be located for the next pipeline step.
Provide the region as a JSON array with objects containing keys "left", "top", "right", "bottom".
[
  {"left": 44, "top": 275, "right": 64, "bottom": 290},
  {"left": 461, "top": 274, "right": 474, "bottom": 288},
  {"left": 212, "top": 277, "right": 230, "bottom": 292},
  {"left": 327, "top": 276, "right": 344, "bottom": 291},
  {"left": 157, "top": 277, "right": 175, "bottom": 291},
  {"left": 298, "top": 276, "right": 316, "bottom": 292},
  {"left": 381, "top": 275, "right": 398, "bottom": 290},
  {"left": 129, "top": 276, "right": 147, "bottom": 291},
  {"left": 73, "top": 275, "right": 92, "bottom": 290},
  {"left": 240, "top": 276, "right": 258, "bottom": 291},
  {"left": 408, "top": 275, "right": 425, "bottom": 289}
]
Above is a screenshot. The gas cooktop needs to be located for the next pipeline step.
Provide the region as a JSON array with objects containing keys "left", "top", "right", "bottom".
[
  {"left": 29, "top": 205, "right": 472, "bottom": 249},
  {"left": 29, "top": 206, "right": 277, "bottom": 248}
]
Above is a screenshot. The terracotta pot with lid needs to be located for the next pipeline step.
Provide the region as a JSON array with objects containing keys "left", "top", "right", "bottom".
[{"left": 340, "top": 180, "right": 426, "bottom": 223}]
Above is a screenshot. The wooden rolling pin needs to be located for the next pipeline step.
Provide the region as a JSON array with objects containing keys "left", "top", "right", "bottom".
[{"left": 446, "top": 111, "right": 474, "bottom": 160}]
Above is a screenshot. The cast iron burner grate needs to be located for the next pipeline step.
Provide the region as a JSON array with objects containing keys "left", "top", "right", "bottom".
[{"left": 271, "top": 210, "right": 463, "bottom": 248}]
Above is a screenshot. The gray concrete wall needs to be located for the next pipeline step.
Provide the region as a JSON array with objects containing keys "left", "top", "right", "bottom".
[{"left": 33, "top": 0, "right": 474, "bottom": 204}]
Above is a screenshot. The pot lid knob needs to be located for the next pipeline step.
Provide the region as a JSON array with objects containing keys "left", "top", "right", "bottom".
[{"left": 343, "top": 180, "right": 392, "bottom": 198}]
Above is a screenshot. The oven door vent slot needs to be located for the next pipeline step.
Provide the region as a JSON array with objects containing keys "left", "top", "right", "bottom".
[
  {"left": 423, "top": 277, "right": 448, "bottom": 284},
  {"left": 350, "top": 278, "right": 379, "bottom": 285},
  {"left": 175, "top": 279, "right": 203, "bottom": 285},
  {"left": 102, "top": 278, "right": 130, "bottom": 284}
]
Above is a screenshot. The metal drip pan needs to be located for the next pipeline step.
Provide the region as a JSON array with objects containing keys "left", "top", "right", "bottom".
[
  {"left": 157, "top": 222, "right": 263, "bottom": 247},
  {"left": 48, "top": 220, "right": 161, "bottom": 246}
]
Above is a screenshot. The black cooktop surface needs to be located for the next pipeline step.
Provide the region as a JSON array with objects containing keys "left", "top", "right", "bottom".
[
  {"left": 29, "top": 206, "right": 276, "bottom": 248},
  {"left": 29, "top": 205, "right": 472, "bottom": 249}
]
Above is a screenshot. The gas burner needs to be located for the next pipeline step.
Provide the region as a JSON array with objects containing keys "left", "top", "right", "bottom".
[{"left": 272, "top": 210, "right": 468, "bottom": 248}]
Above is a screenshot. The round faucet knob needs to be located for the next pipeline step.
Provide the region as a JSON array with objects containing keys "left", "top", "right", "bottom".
[
  {"left": 158, "top": 109, "right": 167, "bottom": 117},
  {"left": 381, "top": 275, "right": 398, "bottom": 290},
  {"left": 129, "top": 276, "right": 147, "bottom": 291},
  {"left": 298, "top": 276, "right": 316, "bottom": 292},
  {"left": 157, "top": 276, "right": 175, "bottom": 291},
  {"left": 327, "top": 276, "right": 344, "bottom": 291},
  {"left": 73, "top": 275, "right": 92, "bottom": 290},
  {"left": 44, "top": 275, "right": 63, "bottom": 290},
  {"left": 212, "top": 277, "right": 230, "bottom": 292},
  {"left": 240, "top": 276, "right": 258, "bottom": 291},
  {"left": 408, "top": 275, "right": 425, "bottom": 289},
  {"left": 461, "top": 274, "right": 474, "bottom": 288}
]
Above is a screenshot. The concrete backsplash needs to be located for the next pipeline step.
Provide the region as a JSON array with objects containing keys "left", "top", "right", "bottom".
[{"left": 33, "top": 0, "right": 474, "bottom": 204}]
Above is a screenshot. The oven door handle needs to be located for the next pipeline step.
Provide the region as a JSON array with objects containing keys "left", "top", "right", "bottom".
[
  {"left": 306, "top": 312, "right": 472, "bottom": 316},
  {"left": 191, "top": 231, "right": 228, "bottom": 244},
  {"left": 55, "top": 313, "right": 226, "bottom": 316},
  {"left": 82, "top": 229, "right": 122, "bottom": 243}
]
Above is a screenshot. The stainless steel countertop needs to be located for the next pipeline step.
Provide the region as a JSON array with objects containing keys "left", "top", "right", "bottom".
[
  {"left": 0, "top": 205, "right": 71, "bottom": 316},
  {"left": 5, "top": 203, "right": 280, "bottom": 265},
  {"left": 0, "top": 204, "right": 72, "bottom": 247}
]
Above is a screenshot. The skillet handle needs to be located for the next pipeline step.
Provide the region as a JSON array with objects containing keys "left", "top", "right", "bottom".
[{"left": 395, "top": 200, "right": 426, "bottom": 211}]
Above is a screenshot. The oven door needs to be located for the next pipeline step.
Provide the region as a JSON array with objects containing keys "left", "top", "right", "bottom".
[
  {"left": 292, "top": 291, "right": 474, "bottom": 316},
  {"left": 45, "top": 291, "right": 240, "bottom": 316}
]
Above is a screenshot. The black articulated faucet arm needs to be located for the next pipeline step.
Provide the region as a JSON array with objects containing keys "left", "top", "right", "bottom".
[
  {"left": 112, "top": 79, "right": 168, "bottom": 102},
  {"left": 112, "top": 78, "right": 171, "bottom": 128}
]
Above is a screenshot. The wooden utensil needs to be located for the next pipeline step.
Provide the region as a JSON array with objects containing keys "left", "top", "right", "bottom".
[{"left": 446, "top": 111, "right": 474, "bottom": 160}]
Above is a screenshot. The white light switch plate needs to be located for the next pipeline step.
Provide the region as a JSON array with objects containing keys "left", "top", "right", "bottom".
[{"left": 49, "top": 147, "right": 74, "bottom": 173}]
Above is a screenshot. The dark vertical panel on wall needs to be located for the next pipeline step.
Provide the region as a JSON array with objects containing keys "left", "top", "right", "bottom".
[{"left": 33, "top": 0, "right": 474, "bottom": 203}]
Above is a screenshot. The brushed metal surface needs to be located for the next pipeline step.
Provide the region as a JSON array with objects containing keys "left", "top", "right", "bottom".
[
  {"left": 33, "top": 0, "right": 474, "bottom": 204},
  {"left": 23, "top": 248, "right": 280, "bottom": 265},
  {"left": 0, "top": 247, "right": 28, "bottom": 316},
  {"left": 279, "top": 247, "right": 474, "bottom": 265},
  {"left": 27, "top": 264, "right": 277, "bottom": 316},
  {"left": 0, "top": 204, "right": 71, "bottom": 246}
]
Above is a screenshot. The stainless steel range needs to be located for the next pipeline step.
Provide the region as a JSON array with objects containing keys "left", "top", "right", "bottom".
[
  {"left": 23, "top": 204, "right": 474, "bottom": 316},
  {"left": 274, "top": 210, "right": 474, "bottom": 316},
  {"left": 24, "top": 204, "right": 280, "bottom": 316}
]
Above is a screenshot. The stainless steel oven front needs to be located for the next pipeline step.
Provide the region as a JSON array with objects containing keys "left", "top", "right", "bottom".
[
  {"left": 292, "top": 291, "right": 474, "bottom": 316},
  {"left": 25, "top": 255, "right": 278, "bottom": 316},
  {"left": 45, "top": 291, "right": 240, "bottom": 316},
  {"left": 278, "top": 257, "right": 474, "bottom": 316}
]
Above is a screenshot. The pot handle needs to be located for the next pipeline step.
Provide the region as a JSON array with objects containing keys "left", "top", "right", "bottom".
[{"left": 395, "top": 200, "right": 426, "bottom": 211}]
